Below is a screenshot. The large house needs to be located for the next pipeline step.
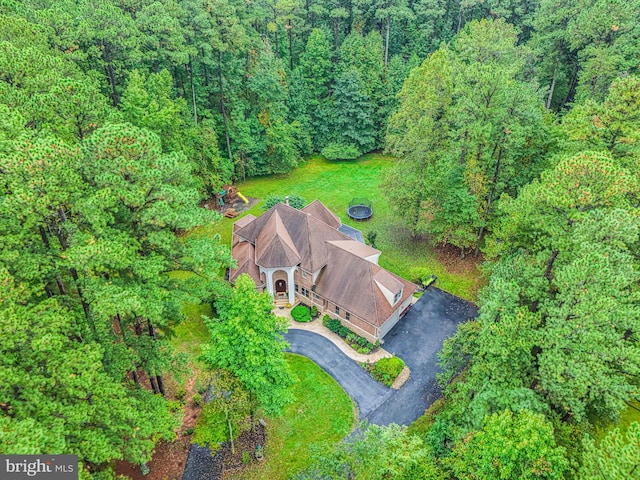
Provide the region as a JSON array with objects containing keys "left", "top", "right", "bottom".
[{"left": 229, "top": 200, "right": 416, "bottom": 343}]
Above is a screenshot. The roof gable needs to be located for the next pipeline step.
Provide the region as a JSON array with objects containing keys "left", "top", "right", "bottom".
[
  {"left": 255, "top": 210, "right": 301, "bottom": 268},
  {"left": 302, "top": 200, "right": 342, "bottom": 229}
]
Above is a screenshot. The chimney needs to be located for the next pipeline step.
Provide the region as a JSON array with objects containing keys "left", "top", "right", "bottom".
[{"left": 285, "top": 196, "right": 289, "bottom": 206}]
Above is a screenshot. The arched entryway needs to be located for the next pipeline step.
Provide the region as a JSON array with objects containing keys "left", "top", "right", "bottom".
[{"left": 275, "top": 279, "right": 287, "bottom": 293}]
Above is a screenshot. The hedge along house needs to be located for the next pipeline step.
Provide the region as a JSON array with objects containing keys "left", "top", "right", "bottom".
[{"left": 229, "top": 200, "right": 416, "bottom": 343}]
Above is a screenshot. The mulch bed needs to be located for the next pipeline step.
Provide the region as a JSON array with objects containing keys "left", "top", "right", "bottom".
[
  {"left": 200, "top": 197, "right": 259, "bottom": 217},
  {"left": 433, "top": 242, "right": 484, "bottom": 275},
  {"left": 221, "top": 423, "right": 267, "bottom": 477},
  {"left": 114, "top": 375, "right": 202, "bottom": 480}
]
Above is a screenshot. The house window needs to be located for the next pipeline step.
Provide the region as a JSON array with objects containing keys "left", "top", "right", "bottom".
[
  {"left": 294, "top": 284, "right": 299, "bottom": 292},
  {"left": 302, "top": 270, "right": 307, "bottom": 279},
  {"left": 301, "top": 287, "right": 310, "bottom": 298},
  {"left": 393, "top": 289, "right": 403, "bottom": 304},
  {"left": 314, "top": 293, "right": 320, "bottom": 300},
  {"left": 335, "top": 305, "right": 340, "bottom": 315},
  {"left": 346, "top": 312, "right": 350, "bottom": 321}
]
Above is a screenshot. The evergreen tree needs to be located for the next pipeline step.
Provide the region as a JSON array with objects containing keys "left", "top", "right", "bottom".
[
  {"left": 0, "top": 267, "right": 175, "bottom": 477},
  {"left": 448, "top": 410, "right": 568, "bottom": 480}
]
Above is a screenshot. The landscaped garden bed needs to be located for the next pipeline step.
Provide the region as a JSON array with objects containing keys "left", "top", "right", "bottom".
[
  {"left": 322, "top": 315, "right": 378, "bottom": 354},
  {"left": 362, "top": 356, "right": 406, "bottom": 387}
]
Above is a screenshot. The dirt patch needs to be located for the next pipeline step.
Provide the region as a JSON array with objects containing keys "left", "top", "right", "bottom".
[
  {"left": 434, "top": 243, "right": 484, "bottom": 276},
  {"left": 221, "top": 423, "right": 267, "bottom": 478},
  {"left": 201, "top": 197, "right": 259, "bottom": 217},
  {"left": 114, "top": 376, "right": 203, "bottom": 480}
]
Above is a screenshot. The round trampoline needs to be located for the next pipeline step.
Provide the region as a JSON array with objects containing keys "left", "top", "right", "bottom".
[{"left": 347, "top": 198, "right": 373, "bottom": 221}]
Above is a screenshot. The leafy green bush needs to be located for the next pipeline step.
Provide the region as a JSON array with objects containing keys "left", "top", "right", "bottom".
[
  {"left": 323, "top": 315, "right": 342, "bottom": 333},
  {"left": 291, "top": 305, "right": 311, "bottom": 322},
  {"left": 366, "top": 356, "right": 405, "bottom": 387},
  {"left": 311, "top": 305, "right": 318, "bottom": 317},
  {"left": 321, "top": 143, "right": 361, "bottom": 161},
  {"left": 323, "top": 315, "right": 374, "bottom": 353},
  {"left": 262, "top": 193, "right": 306, "bottom": 210}
]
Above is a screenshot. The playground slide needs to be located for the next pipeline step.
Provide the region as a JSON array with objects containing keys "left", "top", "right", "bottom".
[{"left": 237, "top": 192, "right": 249, "bottom": 204}]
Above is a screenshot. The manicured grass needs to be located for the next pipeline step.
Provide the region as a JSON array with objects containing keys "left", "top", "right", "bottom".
[
  {"left": 192, "top": 154, "right": 482, "bottom": 301},
  {"left": 231, "top": 353, "right": 355, "bottom": 480},
  {"left": 171, "top": 302, "right": 211, "bottom": 358}
]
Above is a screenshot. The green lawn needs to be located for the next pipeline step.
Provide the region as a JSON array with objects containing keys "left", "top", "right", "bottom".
[
  {"left": 231, "top": 353, "right": 355, "bottom": 480},
  {"left": 193, "top": 154, "right": 483, "bottom": 301},
  {"left": 172, "top": 302, "right": 212, "bottom": 358}
]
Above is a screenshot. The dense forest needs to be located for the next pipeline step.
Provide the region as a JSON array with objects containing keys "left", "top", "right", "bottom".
[{"left": 1, "top": 0, "right": 639, "bottom": 478}]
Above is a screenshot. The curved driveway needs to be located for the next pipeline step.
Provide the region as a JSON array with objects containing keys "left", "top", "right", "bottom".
[
  {"left": 285, "top": 329, "right": 393, "bottom": 417},
  {"left": 285, "top": 287, "right": 477, "bottom": 426}
]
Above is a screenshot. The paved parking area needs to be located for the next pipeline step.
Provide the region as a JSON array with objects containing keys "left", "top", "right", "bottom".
[{"left": 285, "top": 287, "right": 477, "bottom": 426}]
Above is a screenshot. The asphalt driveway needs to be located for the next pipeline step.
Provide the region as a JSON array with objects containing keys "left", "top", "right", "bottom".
[
  {"left": 285, "top": 329, "right": 393, "bottom": 417},
  {"left": 285, "top": 287, "right": 477, "bottom": 426}
]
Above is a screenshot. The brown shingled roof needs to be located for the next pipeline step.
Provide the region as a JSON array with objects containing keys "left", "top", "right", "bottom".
[
  {"left": 302, "top": 200, "right": 341, "bottom": 229},
  {"left": 314, "top": 242, "right": 415, "bottom": 328},
  {"left": 373, "top": 269, "right": 404, "bottom": 294},
  {"left": 234, "top": 203, "right": 352, "bottom": 273},
  {"left": 326, "top": 240, "right": 380, "bottom": 260},
  {"left": 230, "top": 201, "right": 416, "bottom": 330},
  {"left": 255, "top": 210, "right": 301, "bottom": 268},
  {"left": 229, "top": 242, "right": 263, "bottom": 286}
]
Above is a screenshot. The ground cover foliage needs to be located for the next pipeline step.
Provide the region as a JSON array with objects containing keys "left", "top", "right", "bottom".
[{"left": 1, "top": 0, "right": 639, "bottom": 478}]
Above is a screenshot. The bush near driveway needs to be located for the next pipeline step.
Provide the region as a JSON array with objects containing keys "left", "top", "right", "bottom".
[
  {"left": 291, "top": 305, "right": 311, "bottom": 322},
  {"left": 363, "top": 356, "right": 405, "bottom": 387},
  {"left": 322, "top": 315, "right": 375, "bottom": 354}
]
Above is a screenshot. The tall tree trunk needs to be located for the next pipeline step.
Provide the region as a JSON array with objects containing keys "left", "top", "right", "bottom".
[
  {"left": 201, "top": 51, "right": 209, "bottom": 87},
  {"left": 459, "top": 131, "right": 468, "bottom": 165},
  {"left": 149, "top": 375, "right": 159, "bottom": 394},
  {"left": 156, "top": 375, "right": 166, "bottom": 396},
  {"left": 189, "top": 57, "right": 198, "bottom": 125},
  {"left": 104, "top": 62, "right": 120, "bottom": 107},
  {"left": 474, "top": 145, "right": 503, "bottom": 256},
  {"left": 39, "top": 225, "right": 67, "bottom": 296},
  {"left": 546, "top": 59, "right": 558, "bottom": 110},
  {"left": 147, "top": 322, "right": 165, "bottom": 396},
  {"left": 273, "top": 10, "right": 279, "bottom": 56},
  {"left": 217, "top": 51, "right": 233, "bottom": 163},
  {"left": 384, "top": 18, "right": 390, "bottom": 68},
  {"left": 55, "top": 207, "right": 96, "bottom": 337},
  {"left": 563, "top": 64, "right": 579, "bottom": 107},
  {"left": 101, "top": 43, "right": 120, "bottom": 107},
  {"left": 333, "top": 18, "right": 340, "bottom": 49},
  {"left": 116, "top": 313, "right": 139, "bottom": 384},
  {"left": 529, "top": 249, "right": 560, "bottom": 313},
  {"left": 287, "top": 20, "right": 293, "bottom": 71}
]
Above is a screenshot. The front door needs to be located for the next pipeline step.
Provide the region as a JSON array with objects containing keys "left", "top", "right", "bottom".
[{"left": 275, "top": 279, "right": 286, "bottom": 293}]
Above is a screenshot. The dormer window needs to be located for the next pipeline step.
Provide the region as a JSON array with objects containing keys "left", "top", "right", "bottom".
[{"left": 393, "top": 289, "right": 403, "bottom": 305}]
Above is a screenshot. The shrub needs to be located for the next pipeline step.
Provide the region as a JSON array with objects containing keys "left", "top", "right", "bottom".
[
  {"left": 291, "top": 305, "right": 311, "bottom": 322},
  {"left": 321, "top": 142, "right": 361, "bottom": 161},
  {"left": 262, "top": 193, "right": 306, "bottom": 210},
  {"left": 311, "top": 305, "right": 318, "bottom": 317},
  {"left": 323, "top": 315, "right": 375, "bottom": 353},
  {"left": 367, "top": 356, "right": 405, "bottom": 387},
  {"left": 192, "top": 394, "right": 202, "bottom": 407},
  {"left": 323, "top": 316, "right": 342, "bottom": 333},
  {"left": 175, "top": 387, "right": 187, "bottom": 402}
]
